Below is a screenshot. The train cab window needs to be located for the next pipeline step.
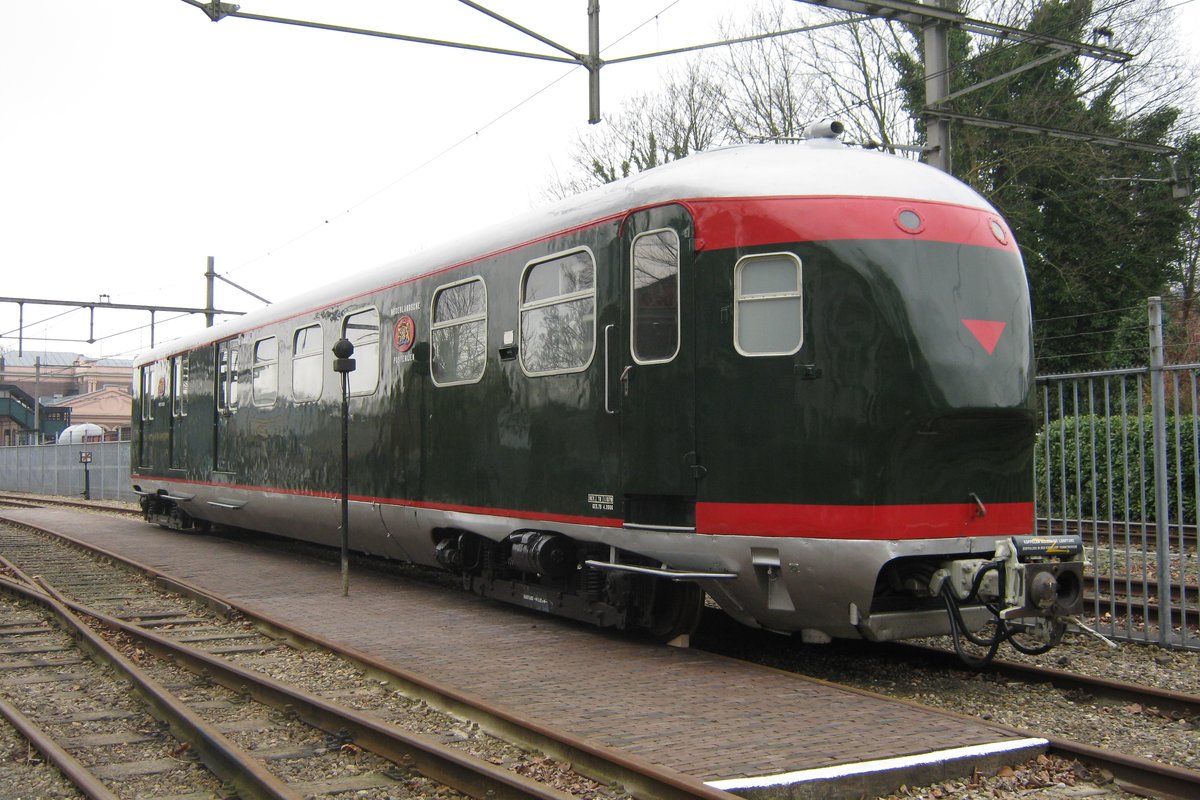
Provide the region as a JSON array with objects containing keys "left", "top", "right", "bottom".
[
  {"left": 252, "top": 337, "right": 279, "bottom": 406},
  {"left": 172, "top": 355, "right": 189, "bottom": 417},
  {"left": 292, "top": 325, "right": 323, "bottom": 401},
  {"left": 631, "top": 229, "right": 680, "bottom": 364},
  {"left": 519, "top": 249, "right": 596, "bottom": 375},
  {"left": 343, "top": 308, "right": 380, "bottom": 396},
  {"left": 432, "top": 278, "right": 487, "bottom": 386},
  {"left": 146, "top": 360, "right": 169, "bottom": 419},
  {"left": 734, "top": 252, "right": 803, "bottom": 356}
]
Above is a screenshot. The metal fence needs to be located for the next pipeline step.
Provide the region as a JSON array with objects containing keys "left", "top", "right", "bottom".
[
  {"left": 0, "top": 440, "right": 135, "bottom": 503},
  {"left": 1035, "top": 298, "right": 1200, "bottom": 651}
]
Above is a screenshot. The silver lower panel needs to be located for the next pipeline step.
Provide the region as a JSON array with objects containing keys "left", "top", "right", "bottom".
[{"left": 132, "top": 478, "right": 1012, "bottom": 642}]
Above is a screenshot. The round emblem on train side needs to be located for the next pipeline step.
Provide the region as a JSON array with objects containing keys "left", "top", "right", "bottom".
[
  {"left": 894, "top": 207, "right": 925, "bottom": 234},
  {"left": 393, "top": 315, "right": 416, "bottom": 353},
  {"left": 989, "top": 218, "right": 1009, "bottom": 245}
]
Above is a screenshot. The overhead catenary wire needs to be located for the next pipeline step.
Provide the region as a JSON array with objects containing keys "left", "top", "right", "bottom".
[
  {"left": 6, "top": 1, "right": 702, "bottom": 352},
  {"left": 221, "top": 0, "right": 699, "bottom": 281},
  {"left": 800, "top": 0, "right": 1161, "bottom": 144},
  {"left": 11, "top": 0, "right": 1192, "bottom": 353}
]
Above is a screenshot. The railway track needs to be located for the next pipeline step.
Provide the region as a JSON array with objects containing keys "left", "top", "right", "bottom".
[
  {"left": 692, "top": 610, "right": 1200, "bottom": 800},
  {"left": 1039, "top": 517, "right": 1199, "bottom": 549},
  {"left": 4, "top": 495, "right": 1198, "bottom": 798},
  {"left": 0, "top": 492, "right": 141, "bottom": 517},
  {"left": 0, "top": 520, "right": 731, "bottom": 800},
  {"left": 881, "top": 642, "right": 1200, "bottom": 799}
]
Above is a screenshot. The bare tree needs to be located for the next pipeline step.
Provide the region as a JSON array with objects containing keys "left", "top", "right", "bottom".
[{"left": 544, "top": 60, "right": 728, "bottom": 199}]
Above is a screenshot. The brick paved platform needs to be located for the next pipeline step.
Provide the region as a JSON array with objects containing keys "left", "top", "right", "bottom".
[{"left": 0, "top": 508, "right": 1045, "bottom": 799}]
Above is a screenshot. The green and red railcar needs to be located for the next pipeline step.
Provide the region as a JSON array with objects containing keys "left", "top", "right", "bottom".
[{"left": 132, "top": 138, "right": 1082, "bottom": 656}]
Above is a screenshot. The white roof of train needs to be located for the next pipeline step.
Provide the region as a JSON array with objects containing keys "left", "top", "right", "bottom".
[{"left": 135, "top": 140, "right": 995, "bottom": 364}]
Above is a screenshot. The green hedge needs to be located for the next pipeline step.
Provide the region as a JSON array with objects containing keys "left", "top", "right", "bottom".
[{"left": 1035, "top": 414, "right": 1199, "bottom": 521}]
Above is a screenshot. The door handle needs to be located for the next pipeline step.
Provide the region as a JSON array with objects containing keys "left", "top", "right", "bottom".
[{"left": 604, "top": 324, "right": 617, "bottom": 414}]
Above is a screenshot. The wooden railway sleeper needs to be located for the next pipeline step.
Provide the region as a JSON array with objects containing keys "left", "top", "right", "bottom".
[
  {"left": 0, "top": 574, "right": 301, "bottom": 799},
  {"left": 10, "top": 572, "right": 583, "bottom": 800},
  {"left": 0, "top": 695, "right": 121, "bottom": 800}
]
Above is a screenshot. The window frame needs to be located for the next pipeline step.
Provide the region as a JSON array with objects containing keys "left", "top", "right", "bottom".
[
  {"left": 733, "top": 251, "right": 804, "bottom": 357},
  {"left": 342, "top": 307, "right": 381, "bottom": 397},
  {"left": 172, "top": 354, "right": 189, "bottom": 418},
  {"left": 217, "top": 340, "right": 240, "bottom": 414},
  {"left": 518, "top": 246, "right": 598, "bottom": 377},
  {"left": 431, "top": 276, "right": 488, "bottom": 387},
  {"left": 291, "top": 324, "right": 324, "bottom": 402},
  {"left": 140, "top": 366, "right": 154, "bottom": 421},
  {"left": 630, "top": 227, "right": 682, "bottom": 366},
  {"left": 251, "top": 335, "right": 279, "bottom": 407}
]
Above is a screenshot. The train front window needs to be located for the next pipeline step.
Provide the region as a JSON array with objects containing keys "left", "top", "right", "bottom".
[
  {"left": 343, "top": 308, "right": 380, "bottom": 396},
  {"left": 734, "top": 253, "right": 803, "bottom": 356},
  {"left": 631, "top": 229, "right": 680, "bottom": 364},
  {"left": 292, "top": 325, "right": 323, "bottom": 402},
  {"left": 520, "top": 249, "right": 596, "bottom": 375},
  {"left": 432, "top": 278, "right": 487, "bottom": 386},
  {"left": 252, "top": 337, "right": 278, "bottom": 406}
]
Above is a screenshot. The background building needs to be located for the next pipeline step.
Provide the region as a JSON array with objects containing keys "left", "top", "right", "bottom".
[{"left": 0, "top": 351, "right": 133, "bottom": 443}]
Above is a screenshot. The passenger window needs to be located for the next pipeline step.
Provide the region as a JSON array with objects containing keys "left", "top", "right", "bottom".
[
  {"left": 343, "top": 308, "right": 380, "bottom": 396},
  {"left": 520, "top": 249, "right": 596, "bottom": 374},
  {"left": 140, "top": 367, "right": 154, "bottom": 421},
  {"left": 734, "top": 253, "right": 803, "bottom": 356},
  {"left": 292, "top": 325, "right": 323, "bottom": 401},
  {"left": 632, "top": 229, "right": 680, "bottom": 363},
  {"left": 432, "top": 278, "right": 487, "bottom": 386},
  {"left": 252, "top": 336, "right": 278, "bottom": 406},
  {"left": 172, "top": 355, "right": 189, "bottom": 417},
  {"left": 218, "top": 341, "right": 239, "bottom": 413}
]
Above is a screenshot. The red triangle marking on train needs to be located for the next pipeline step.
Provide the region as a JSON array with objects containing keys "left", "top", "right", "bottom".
[{"left": 962, "top": 319, "right": 1006, "bottom": 355}]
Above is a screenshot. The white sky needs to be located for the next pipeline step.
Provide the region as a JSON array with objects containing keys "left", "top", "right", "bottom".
[{"left": 2, "top": 0, "right": 1198, "bottom": 362}]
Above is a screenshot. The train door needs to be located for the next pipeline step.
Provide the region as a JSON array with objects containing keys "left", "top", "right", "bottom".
[
  {"left": 213, "top": 338, "right": 239, "bottom": 473},
  {"left": 137, "top": 359, "right": 171, "bottom": 471},
  {"left": 618, "top": 205, "right": 698, "bottom": 528}
]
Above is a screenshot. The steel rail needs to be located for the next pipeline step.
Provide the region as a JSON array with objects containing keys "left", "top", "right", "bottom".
[
  {"left": 1046, "top": 738, "right": 1200, "bottom": 800},
  {"left": 887, "top": 642, "right": 1200, "bottom": 720},
  {"left": 0, "top": 493, "right": 141, "bottom": 517},
  {"left": 876, "top": 643, "right": 1200, "bottom": 798},
  {"left": 44, "top": 588, "right": 585, "bottom": 800},
  {"left": 0, "top": 520, "right": 737, "bottom": 800},
  {"left": 1037, "top": 517, "right": 1199, "bottom": 548},
  {"left": 0, "top": 575, "right": 301, "bottom": 800},
  {"left": 0, "top": 696, "right": 120, "bottom": 800},
  {"left": 1083, "top": 588, "right": 1198, "bottom": 629}
]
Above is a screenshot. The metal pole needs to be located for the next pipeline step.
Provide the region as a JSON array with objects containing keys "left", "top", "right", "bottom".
[
  {"left": 332, "top": 338, "right": 356, "bottom": 597},
  {"left": 1148, "top": 296, "right": 1172, "bottom": 647},
  {"left": 587, "top": 0, "right": 600, "bottom": 124},
  {"left": 340, "top": 371, "right": 349, "bottom": 596},
  {"left": 205, "top": 256, "right": 216, "bottom": 328},
  {"left": 33, "top": 357, "right": 41, "bottom": 444},
  {"left": 923, "top": 0, "right": 951, "bottom": 172}
]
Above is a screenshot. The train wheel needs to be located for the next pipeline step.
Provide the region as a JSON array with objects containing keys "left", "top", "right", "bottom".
[{"left": 642, "top": 581, "right": 704, "bottom": 643}]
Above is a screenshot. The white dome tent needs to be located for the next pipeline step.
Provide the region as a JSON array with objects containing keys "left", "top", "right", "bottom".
[{"left": 56, "top": 424, "right": 105, "bottom": 444}]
